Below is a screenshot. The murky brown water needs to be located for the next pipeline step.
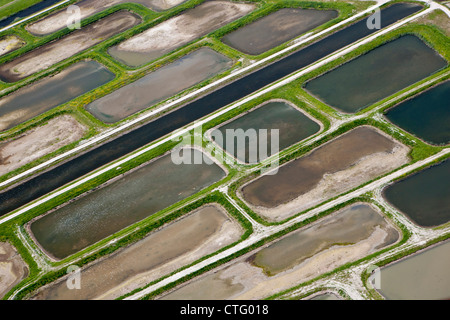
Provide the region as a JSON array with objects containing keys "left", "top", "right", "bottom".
[
  {"left": 222, "top": 8, "right": 337, "bottom": 55},
  {"left": 108, "top": 0, "right": 255, "bottom": 67},
  {"left": 0, "top": 242, "right": 28, "bottom": 298},
  {"left": 251, "top": 204, "right": 399, "bottom": 275},
  {"left": 0, "top": 60, "right": 114, "bottom": 132},
  {"left": 241, "top": 126, "right": 398, "bottom": 208},
  {"left": 30, "top": 148, "right": 227, "bottom": 260},
  {"left": 0, "top": 11, "right": 141, "bottom": 82},
  {"left": 86, "top": 48, "right": 232, "bottom": 123},
  {"left": 31, "top": 204, "right": 242, "bottom": 300}
]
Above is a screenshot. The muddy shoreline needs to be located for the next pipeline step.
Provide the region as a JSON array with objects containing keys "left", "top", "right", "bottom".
[
  {"left": 0, "top": 10, "right": 141, "bottom": 82},
  {"left": 239, "top": 126, "right": 410, "bottom": 222},
  {"left": 108, "top": 0, "right": 255, "bottom": 67},
  {"left": 29, "top": 203, "right": 243, "bottom": 300}
]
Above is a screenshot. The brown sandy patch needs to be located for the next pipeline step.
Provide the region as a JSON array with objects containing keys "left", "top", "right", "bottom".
[
  {"left": 109, "top": 0, "right": 255, "bottom": 66},
  {"left": 0, "top": 35, "right": 24, "bottom": 57},
  {"left": 0, "top": 242, "right": 28, "bottom": 298},
  {"left": 0, "top": 10, "right": 141, "bottom": 82},
  {"left": 30, "top": 204, "right": 243, "bottom": 300},
  {"left": 86, "top": 47, "right": 233, "bottom": 123},
  {"left": 0, "top": 115, "right": 86, "bottom": 177},
  {"left": 239, "top": 126, "right": 410, "bottom": 222},
  {"left": 412, "top": 9, "right": 450, "bottom": 36},
  {"left": 26, "top": 0, "right": 187, "bottom": 36}
]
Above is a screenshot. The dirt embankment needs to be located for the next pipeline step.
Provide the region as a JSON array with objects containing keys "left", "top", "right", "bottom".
[
  {"left": 0, "top": 10, "right": 140, "bottom": 82},
  {"left": 0, "top": 242, "right": 28, "bottom": 299},
  {"left": 26, "top": 0, "right": 187, "bottom": 36},
  {"left": 0, "top": 35, "right": 24, "bottom": 57}
]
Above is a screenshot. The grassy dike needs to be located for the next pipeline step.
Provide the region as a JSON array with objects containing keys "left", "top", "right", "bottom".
[
  {"left": 0, "top": 0, "right": 448, "bottom": 301},
  {"left": 0, "top": 0, "right": 45, "bottom": 22},
  {"left": 360, "top": 233, "right": 450, "bottom": 300},
  {"left": 9, "top": 191, "right": 254, "bottom": 300}
]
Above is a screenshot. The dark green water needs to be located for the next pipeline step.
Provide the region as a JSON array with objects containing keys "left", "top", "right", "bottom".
[
  {"left": 383, "top": 159, "right": 450, "bottom": 227},
  {"left": 211, "top": 101, "right": 320, "bottom": 164},
  {"left": 304, "top": 35, "right": 448, "bottom": 113},
  {"left": 222, "top": 8, "right": 338, "bottom": 55},
  {"left": 30, "top": 149, "right": 226, "bottom": 260},
  {"left": 385, "top": 80, "right": 450, "bottom": 145}
]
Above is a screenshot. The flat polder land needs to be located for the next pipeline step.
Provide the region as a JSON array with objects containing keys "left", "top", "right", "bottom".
[{"left": 0, "top": 0, "right": 449, "bottom": 302}]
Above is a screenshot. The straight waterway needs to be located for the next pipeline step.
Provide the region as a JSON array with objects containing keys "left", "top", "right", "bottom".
[{"left": 0, "top": 3, "right": 423, "bottom": 216}]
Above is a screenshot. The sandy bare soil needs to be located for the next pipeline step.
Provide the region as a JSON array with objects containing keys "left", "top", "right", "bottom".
[
  {"left": 0, "top": 242, "right": 28, "bottom": 298},
  {"left": 26, "top": 0, "right": 187, "bottom": 36},
  {"left": 222, "top": 8, "right": 338, "bottom": 55},
  {"left": 0, "top": 10, "right": 140, "bottom": 82},
  {"left": 0, "top": 115, "right": 86, "bottom": 177},
  {"left": 109, "top": 0, "right": 255, "bottom": 65},
  {"left": 239, "top": 126, "right": 410, "bottom": 222},
  {"left": 0, "top": 35, "right": 24, "bottom": 57},
  {"left": 30, "top": 204, "right": 243, "bottom": 300}
]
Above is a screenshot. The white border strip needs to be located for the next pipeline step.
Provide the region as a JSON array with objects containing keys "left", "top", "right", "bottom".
[{"left": 0, "top": 0, "right": 71, "bottom": 33}]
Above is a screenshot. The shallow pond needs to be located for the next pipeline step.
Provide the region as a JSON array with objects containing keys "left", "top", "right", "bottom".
[
  {"left": 31, "top": 204, "right": 242, "bottom": 300},
  {"left": 383, "top": 159, "right": 450, "bottom": 227},
  {"left": 240, "top": 126, "right": 409, "bottom": 221},
  {"left": 160, "top": 203, "right": 400, "bottom": 300},
  {"left": 30, "top": 148, "right": 226, "bottom": 260},
  {"left": 377, "top": 240, "right": 450, "bottom": 300},
  {"left": 251, "top": 204, "right": 399, "bottom": 275},
  {"left": 384, "top": 80, "right": 450, "bottom": 145},
  {"left": 86, "top": 48, "right": 232, "bottom": 123},
  {"left": 108, "top": 0, "right": 255, "bottom": 67},
  {"left": 304, "top": 35, "right": 447, "bottom": 113}
]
